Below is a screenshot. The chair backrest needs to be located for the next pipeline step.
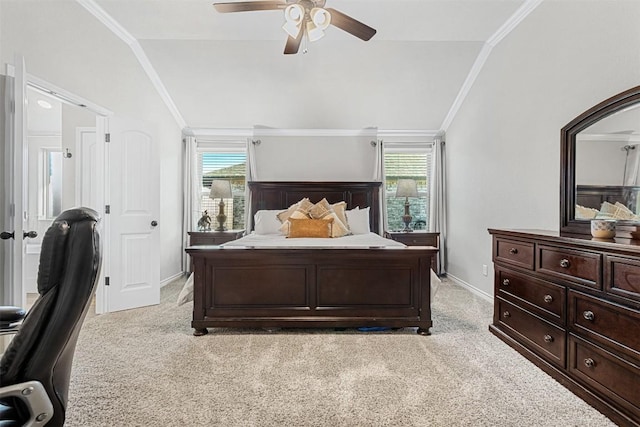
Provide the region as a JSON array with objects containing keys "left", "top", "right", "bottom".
[{"left": 0, "top": 207, "right": 102, "bottom": 426}]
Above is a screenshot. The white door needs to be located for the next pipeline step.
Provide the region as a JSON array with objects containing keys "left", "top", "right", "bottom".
[
  {"left": 105, "top": 117, "right": 160, "bottom": 312},
  {"left": 1, "top": 56, "right": 28, "bottom": 308}
]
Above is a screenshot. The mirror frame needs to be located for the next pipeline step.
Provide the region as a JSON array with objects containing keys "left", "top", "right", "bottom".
[{"left": 561, "top": 85, "right": 640, "bottom": 238}]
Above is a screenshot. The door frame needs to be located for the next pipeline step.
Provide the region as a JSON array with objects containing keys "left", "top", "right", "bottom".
[{"left": 15, "top": 69, "right": 113, "bottom": 312}]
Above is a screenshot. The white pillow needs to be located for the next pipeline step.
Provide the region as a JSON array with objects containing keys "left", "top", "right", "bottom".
[
  {"left": 254, "top": 210, "right": 283, "bottom": 235},
  {"left": 346, "top": 207, "right": 370, "bottom": 235}
]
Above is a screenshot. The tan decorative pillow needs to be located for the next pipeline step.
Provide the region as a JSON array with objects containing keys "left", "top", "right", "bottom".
[
  {"left": 279, "top": 209, "right": 311, "bottom": 235},
  {"left": 308, "top": 198, "right": 332, "bottom": 219},
  {"left": 287, "top": 218, "right": 333, "bottom": 238},
  {"left": 308, "top": 198, "right": 349, "bottom": 237},
  {"left": 331, "top": 201, "right": 348, "bottom": 229},
  {"left": 277, "top": 198, "right": 313, "bottom": 223}
]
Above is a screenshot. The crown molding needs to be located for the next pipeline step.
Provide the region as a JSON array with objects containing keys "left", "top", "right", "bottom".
[
  {"left": 440, "top": 0, "right": 544, "bottom": 132},
  {"left": 76, "top": 0, "right": 187, "bottom": 130},
  {"left": 184, "top": 127, "right": 439, "bottom": 140}
]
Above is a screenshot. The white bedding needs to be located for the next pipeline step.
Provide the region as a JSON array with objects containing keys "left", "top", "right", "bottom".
[{"left": 222, "top": 232, "right": 406, "bottom": 249}]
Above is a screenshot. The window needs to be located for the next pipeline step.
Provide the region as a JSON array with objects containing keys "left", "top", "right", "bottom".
[
  {"left": 384, "top": 144, "right": 433, "bottom": 231},
  {"left": 197, "top": 149, "right": 246, "bottom": 230}
]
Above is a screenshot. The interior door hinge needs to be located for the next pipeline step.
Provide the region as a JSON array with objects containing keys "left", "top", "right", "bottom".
[
  {"left": 105, "top": 205, "right": 110, "bottom": 214},
  {"left": 105, "top": 276, "right": 110, "bottom": 286},
  {"left": 105, "top": 133, "right": 110, "bottom": 143}
]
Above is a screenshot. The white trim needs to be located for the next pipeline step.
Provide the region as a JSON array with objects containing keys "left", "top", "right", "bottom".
[
  {"left": 578, "top": 133, "right": 640, "bottom": 143},
  {"left": 445, "top": 273, "right": 494, "bottom": 303},
  {"left": 185, "top": 128, "right": 254, "bottom": 138},
  {"left": 440, "top": 0, "right": 543, "bottom": 131},
  {"left": 27, "top": 75, "right": 112, "bottom": 117},
  {"left": 487, "top": 0, "right": 544, "bottom": 47},
  {"left": 187, "top": 127, "right": 439, "bottom": 139},
  {"left": 76, "top": 0, "right": 187, "bottom": 130},
  {"left": 378, "top": 129, "right": 439, "bottom": 140},
  {"left": 253, "top": 128, "right": 379, "bottom": 137},
  {"left": 161, "top": 272, "right": 185, "bottom": 288}
]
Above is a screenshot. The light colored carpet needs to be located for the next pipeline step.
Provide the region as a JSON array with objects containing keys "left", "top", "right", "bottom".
[{"left": 65, "top": 277, "right": 615, "bottom": 427}]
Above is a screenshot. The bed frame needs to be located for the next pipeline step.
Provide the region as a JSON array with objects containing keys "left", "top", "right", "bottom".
[{"left": 186, "top": 181, "right": 437, "bottom": 336}]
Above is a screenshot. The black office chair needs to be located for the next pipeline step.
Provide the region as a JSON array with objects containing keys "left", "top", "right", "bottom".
[{"left": 0, "top": 207, "right": 102, "bottom": 427}]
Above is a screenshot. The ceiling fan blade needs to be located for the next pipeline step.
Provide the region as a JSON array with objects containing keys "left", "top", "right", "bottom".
[
  {"left": 325, "top": 7, "right": 376, "bottom": 41},
  {"left": 284, "top": 29, "right": 303, "bottom": 55},
  {"left": 213, "top": 1, "right": 286, "bottom": 13}
]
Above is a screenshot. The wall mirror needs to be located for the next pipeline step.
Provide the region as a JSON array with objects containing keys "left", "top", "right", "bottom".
[
  {"left": 39, "top": 148, "right": 63, "bottom": 220},
  {"left": 561, "top": 85, "right": 640, "bottom": 238}
]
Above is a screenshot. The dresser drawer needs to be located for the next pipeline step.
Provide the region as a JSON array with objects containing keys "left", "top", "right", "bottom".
[
  {"left": 496, "top": 298, "right": 566, "bottom": 368},
  {"left": 569, "top": 290, "right": 640, "bottom": 357},
  {"left": 537, "top": 245, "right": 601, "bottom": 290},
  {"left": 494, "top": 238, "right": 534, "bottom": 270},
  {"left": 606, "top": 255, "right": 640, "bottom": 305},
  {"left": 496, "top": 267, "right": 565, "bottom": 323},
  {"left": 569, "top": 335, "right": 640, "bottom": 421}
]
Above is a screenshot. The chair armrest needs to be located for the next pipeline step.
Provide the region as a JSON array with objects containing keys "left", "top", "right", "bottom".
[
  {"left": 0, "top": 306, "right": 26, "bottom": 333},
  {"left": 0, "top": 381, "right": 53, "bottom": 426}
]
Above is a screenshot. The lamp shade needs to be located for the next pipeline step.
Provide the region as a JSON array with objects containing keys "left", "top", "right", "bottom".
[
  {"left": 209, "top": 180, "right": 232, "bottom": 200},
  {"left": 395, "top": 179, "right": 418, "bottom": 198}
]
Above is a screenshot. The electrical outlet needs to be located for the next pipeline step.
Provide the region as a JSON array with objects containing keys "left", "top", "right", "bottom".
[{"left": 482, "top": 264, "right": 488, "bottom": 276}]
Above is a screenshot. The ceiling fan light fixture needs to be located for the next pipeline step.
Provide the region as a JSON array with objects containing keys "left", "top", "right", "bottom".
[
  {"left": 306, "top": 20, "right": 325, "bottom": 42},
  {"left": 282, "top": 20, "right": 302, "bottom": 38},
  {"left": 310, "top": 7, "right": 331, "bottom": 29},
  {"left": 282, "top": 4, "right": 304, "bottom": 38}
]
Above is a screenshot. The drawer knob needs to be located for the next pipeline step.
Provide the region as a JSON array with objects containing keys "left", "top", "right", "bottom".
[
  {"left": 584, "top": 358, "right": 596, "bottom": 368},
  {"left": 543, "top": 294, "right": 553, "bottom": 303},
  {"left": 543, "top": 334, "right": 554, "bottom": 343},
  {"left": 583, "top": 310, "right": 595, "bottom": 321},
  {"left": 502, "top": 279, "right": 510, "bottom": 286},
  {"left": 503, "top": 311, "right": 511, "bottom": 318},
  {"left": 559, "top": 259, "right": 570, "bottom": 268},
  {"left": 509, "top": 248, "right": 518, "bottom": 255}
]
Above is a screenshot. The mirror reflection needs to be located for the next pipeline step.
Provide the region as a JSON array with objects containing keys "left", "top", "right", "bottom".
[
  {"left": 41, "top": 148, "right": 63, "bottom": 219},
  {"left": 574, "top": 103, "right": 640, "bottom": 221}
]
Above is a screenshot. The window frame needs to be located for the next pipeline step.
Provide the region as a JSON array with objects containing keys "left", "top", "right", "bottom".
[
  {"left": 195, "top": 140, "right": 247, "bottom": 230},
  {"left": 383, "top": 141, "right": 434, "bottom": 232}
]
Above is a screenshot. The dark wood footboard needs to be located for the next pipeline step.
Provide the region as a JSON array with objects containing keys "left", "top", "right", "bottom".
[{"left": 187, "top": 246, "right": 436, "bottom": 335}]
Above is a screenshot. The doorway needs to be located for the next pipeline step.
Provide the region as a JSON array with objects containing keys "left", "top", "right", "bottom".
[{"left": 22, "top": 86, "right": 100, "bottom": 310}]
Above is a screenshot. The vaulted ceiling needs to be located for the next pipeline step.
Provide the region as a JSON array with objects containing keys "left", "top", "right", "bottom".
[{"left": 77, "top": 0, "right": 536, "bottom": 131}]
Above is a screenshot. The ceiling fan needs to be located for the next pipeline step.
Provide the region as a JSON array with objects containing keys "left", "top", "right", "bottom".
[{"left": 213, "top": 0, "right": 377, "bottom": 55}]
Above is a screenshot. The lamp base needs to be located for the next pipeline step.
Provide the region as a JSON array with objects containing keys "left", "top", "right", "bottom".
[
  {"left": 402, "top": 214, "right": 413, "bottom": 232},
  {"left": 215, "top": 199, "right": 227, "bottom": 232},
  {"left": 402, "top": 197, "right": 413, "bottom": 232}
]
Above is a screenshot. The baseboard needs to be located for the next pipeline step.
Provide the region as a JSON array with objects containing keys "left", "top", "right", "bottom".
[
  {"left": 161, "top": 271, "right": 185, "bottom": 288},
  {"left": 445, "top": 273, "right": 493, "bottom": 303}
]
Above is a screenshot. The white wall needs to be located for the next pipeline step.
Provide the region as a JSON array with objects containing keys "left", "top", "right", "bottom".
[
  {"left": 445, "top": 1, "right": 640, "bottom": 297},
  {"left": 253, "top": 131, "right": 378, "bottom": 181},
  {"left": 0, "top": 1, "right": 184, "bottom": 282}
]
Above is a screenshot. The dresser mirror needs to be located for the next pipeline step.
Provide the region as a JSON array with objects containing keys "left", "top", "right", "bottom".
[{"left": 561, "top": 85, "right": 640, "bottom": 238}]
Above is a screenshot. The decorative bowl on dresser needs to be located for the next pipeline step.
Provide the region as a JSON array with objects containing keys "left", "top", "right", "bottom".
[{"left": 489, "top": 86, "right": 640, "bottom": 427}]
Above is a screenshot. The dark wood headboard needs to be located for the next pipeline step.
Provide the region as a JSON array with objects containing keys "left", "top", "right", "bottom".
[{"left": 248, "top": 181, "right": 381, "bottom": 234}]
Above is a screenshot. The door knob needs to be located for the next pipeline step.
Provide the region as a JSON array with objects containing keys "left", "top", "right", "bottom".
[
  {"left": 151, "top": 220, "right": 158, "bottom": 227},
  {"left": 1, "top": 231, "right": 14, "bottom": 240},
  {"left": 23, "top": 231, "right": 37, "bottom": 239}
]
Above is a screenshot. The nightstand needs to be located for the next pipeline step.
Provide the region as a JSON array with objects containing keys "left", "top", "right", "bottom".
[
  {"left": 385, "top": 231, "right": 440, "bottom": 274},
  {"left": 188, "top": 230, "right": 245, "bottom": 246}
]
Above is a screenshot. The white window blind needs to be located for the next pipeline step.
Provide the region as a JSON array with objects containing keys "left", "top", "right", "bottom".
[
  {"left": 384, "top": 142, "right": 433, "bottom": 231},
  {"left": 197, "top": 141, "right": 247, "bottom": 230}
]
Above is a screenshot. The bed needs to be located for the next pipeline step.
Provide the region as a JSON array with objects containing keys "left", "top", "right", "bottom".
[{"left": 186, "top": 181, "right": 437, "bottom": 336}]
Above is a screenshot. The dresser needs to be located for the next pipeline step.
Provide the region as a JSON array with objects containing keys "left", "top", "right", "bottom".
[
  {"left": 489, "top": 229, "right": 640, "bottom": 427},
  {"left": 386, "top": 231, "right": 440, "bottom": 274}
]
